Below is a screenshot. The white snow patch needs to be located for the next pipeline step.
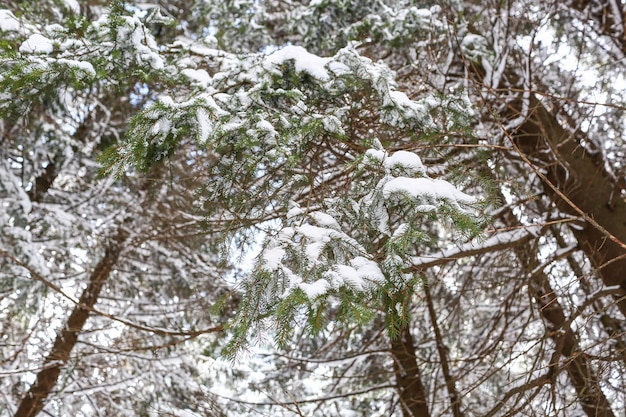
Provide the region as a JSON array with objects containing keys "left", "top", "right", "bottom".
[
  {"left": 300, "top": 229, "right": 331, "bottom": 261},
  {"left": 326, "top": 256, "right": 385, "bottom": 291},
  {"left": 255, "top": 119, "right": 277, "bottom": 141},
  {"left": 351, "top": 256, "right": 386, "bottom": 283},
  {"left": 262, "top": 246, "right": 286, "bottom": 270},
  {"left": 57, "top": 58, "right": 96, "bottom": 76},
  {"left": 411, "top": 226, "right": 540, "bottom": 267},
  {"left": 196, "top": 107, "right": 212, "bottom": 143},
  {"left": 188, "top": 44, "right": 220, "bottom": 57},
  {"left": 0, "top": 9, "right": 20, "bottom": 32},
  {"left": 182, "top": 68, "right": 212, "bottom": 87},
  {"left": 286, "top": 205, "right": 306, "bottom": 219},
  {"left": 19, "top": 34, "right": 54, "bottom": 54},
  {"left": 150, "top": 118, "right": 171, "bottom": 136},
  {"left": 384, "top": 150, "right": 424, "bottom": 175},
  {"left": 383, "top": 177, "right": 476, "bottom": 204},
  {"left": 364, "top": 148, "right": 386, "bottom": 163},
  {"left": 266, "top": 45, "right": 332, "bottom": 80},
  {"left": 200, "top": 94, "right": 229, "bottom": 117},
  {"left": 322, "top": 115, "right": 344, "bottom": 135},
  {"left": 299, "top": 279, "right": 329, "bottom": 298},
  {"left": 118, "top": 16, "right": 164, "bottom": 69},
  {"left": 309, "top": 212, "right": 340, "bottom": 230},
  {"left": 63, "top": 0, "right": 80, "bottom": 13},
  {"left": 388, "top": 91, "right": 426, "bottom": 114},
  {"left": 392, "top": 223, "right": 409, "bottom": 237}
]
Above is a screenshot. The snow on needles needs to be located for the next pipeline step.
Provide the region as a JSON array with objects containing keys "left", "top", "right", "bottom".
[
  {"left": 366, "top": 148, "right": 476, "bottom": 209},
  {"left": 384, "top": 150, "right": 424, "bottom": 175},
  {"left": 258, "top": 211, "right": 383, "bottom": 299},
  {"left": 19, "top": 34, "right": 54, "bottom": 54},
  {"left": 0, "top": 9, "right": 21, "bottom": 32},
  {"left": 265, "top": 45, "right": 349, "bottom": 81},
  {"left": 256, "top": 147, "right": 478, "bottom": 302},
  {"left": 383, "top": 177, "right": 476, "bottom": 205}
]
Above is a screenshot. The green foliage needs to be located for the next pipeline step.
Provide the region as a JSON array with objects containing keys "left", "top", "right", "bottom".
[
  {"left": 1, "top": 0, "right": 486, "bottom": 364},
  {"left": 0, "top": 58, "right": 96, "bottom": 119}
]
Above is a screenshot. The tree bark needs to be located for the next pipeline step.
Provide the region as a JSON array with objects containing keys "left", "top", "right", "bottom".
[
  {"left": 389, "top": 325, "right": 431, "bottom": 417},
  {"left": 529, "top": 269, "right": 616, "bottom": 417},
  {"left": 510, "top": 93, "right": 626, "bottom": 317},
  {"left": 494, "top": 201, "right": 616, "bottom": 417},
  {"left": 14, "top": 227, "right": 128, "bottom": 417},
  {"left": 568, "top": 0, "right": 626, "bottom": 57}
]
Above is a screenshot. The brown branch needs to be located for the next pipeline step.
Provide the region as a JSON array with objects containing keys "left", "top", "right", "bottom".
[
  {"left": 0, "top": 247, "right": 223, "bottom": 338},
  {"left": 14, "top": 227, "right": 128, "bottom": 417},
  {"left": 405, "top": 225, "right": 540, "bottom": 273}
]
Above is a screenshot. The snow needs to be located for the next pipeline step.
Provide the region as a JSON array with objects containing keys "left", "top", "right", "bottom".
[
  {"left": 298, "top": 224, "right": 333, "bottom": 260},
  {"left": 411, "top": 226, "right": 541, "bottom": 267},
  {"left": 299, "top": 279, "right": 329, "bottom": 298},
  {"left": 117, "top": 15, "right": 164, "bottom": 69},
  {"left": 415, "top": 204, "right": 437, "bottom": 212},
  {"left": 150, "top": 117, "right": 171, "bottom": 136},
  {"left": 0, "top": 9, "right": 20, "bottom": 31},
  {"left": 384, "top": 150, "right": 424, "bottom": 175},
  {"left": 189, "top": 44, "right": 220, "bottom": 57},
  {"left": 322, "top": 115, "right": 345, "bottom": 135},
  {"left": 63, "top": 0, "right": 80, "bottom": 13},
  {"left": 0, "top": 162, "right": 32, "bottom": 214},
  {"left": 181, "top": 68, "right": 212, "bottom": 87},
  {"left": 262, "top": 246, "right": 286, "bottom": 270},
  {"left": 309, "top": 212, "right": 340, "bottom": 230},
  {"left": 19, "top": 34, "right": 54, "bottom": 54},
  {"left": 265, "top": 45, "right": 333, "bottom": 81},
  {"left": 255, "top": 119, "right": 277, "bottom": 141},
  {"left": 328, "top": 265, "right": 363, "bottom": 289},
  {"left": 392, "top": 223, "right": 409, "bottom": 237},
  {"left": 321, "top": 257, "right": 386, "bottom": 293},
  {"left": 351, "top": 256, "right": 385, "bottom": 283},
  {"left": 389, "top": 91, "right": 415, "bottom": 108},
  {"left": 286, "top": 205, "right": 306, "bottom": 219},
  {"left": 364, "top": 148, "right": 386, "bottom": 163},
  {"left": 461, "top": 34, "right": 489, "bottom": 61},
  {"left": 196, "top": 107, "right": 212, "bottom": 143},
  {"left": 57, "top": 58, "right": 96, "bottom": 76},
  {"left": 382, "top": 177, "right": 476, "bottom": 204},
  {"left": 199, "top": 94, "right": 229, "bottom": 117},
  {"left": 219, "top": 120, "right": 244, "bottom": 132}
]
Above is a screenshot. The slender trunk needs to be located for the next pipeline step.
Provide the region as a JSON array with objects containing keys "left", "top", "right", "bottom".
[
  {"left": 389, "top": 325, "right": 431, "bottom": 417},
  {"left": 529, "top": 270, "right": 615, "bottom": 417},
  {"left": 424, "top": 283, "right": 463, "bottom": 417},
  {"left": 496, "top": 204, "right": 616, "bottom": 417},
  {"left": 550, "top": 224, "right": 626, "bottom": 367},
  {"left": 14, "top": 228, "right": 128, "bottom": 417}
]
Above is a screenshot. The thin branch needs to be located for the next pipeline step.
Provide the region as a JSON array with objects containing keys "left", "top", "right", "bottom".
[{"left": 0, "top": 248, "right": 223, "bottom": 338}]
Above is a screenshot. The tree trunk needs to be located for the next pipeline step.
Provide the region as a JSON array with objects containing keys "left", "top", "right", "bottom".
[
  {"left": 14, "top": 227, "right": 128, "bottom": 417},
  {"left": 389, "top": 325, "right": 431, "bottom": 417},
  {"left": 568, "top": 0, "right": 626, "bottom": 57},
  {"left": 424, "top": 283, "right": 463, "bottom": 417},
  {"left": 510, "top": 93, "right": 626, "bottom": 316},
  {"left": 496, "top": 203, "right": 616, "bottom": 417},
  {"left": 529, "top": 270, "right": 615, "bottom": 417}
]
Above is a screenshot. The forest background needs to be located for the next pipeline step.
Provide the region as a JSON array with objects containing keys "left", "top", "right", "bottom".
[{"left": 1, "top": 0, "right": 626, "bottom": 416}]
